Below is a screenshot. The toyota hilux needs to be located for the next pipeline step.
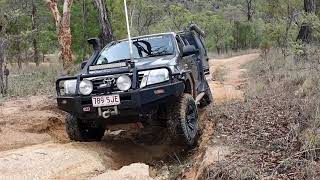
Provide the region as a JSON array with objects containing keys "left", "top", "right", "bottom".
[{"left": 56, "top": 24, "right": 213, "bottom": 147}]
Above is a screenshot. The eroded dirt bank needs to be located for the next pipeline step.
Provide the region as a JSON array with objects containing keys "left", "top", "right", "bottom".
[
  {"left": 0, "top": 53, "right": 259, "bottom": 179},
  {"left": 183, "top": 53, "right": 260, "bottom": 179}
]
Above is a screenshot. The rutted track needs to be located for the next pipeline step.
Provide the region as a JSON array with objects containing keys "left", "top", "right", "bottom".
[
  {"left": 0, "top": 53, "right": 260, "bottom": 179},
  {"left": 184, "top": 53, "right": 260, "bottom": 179},
  {"left": 0, "top": 96, "right": 181, "bottom": 179}
]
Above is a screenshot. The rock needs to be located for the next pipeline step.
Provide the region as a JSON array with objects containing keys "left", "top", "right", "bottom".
[
  {"left": 154, "top": 165, "right": 170, "bottom": 180},
  {"left": 0, "top": 143, "right": 106, "bottom": 180},
  {"left": 91, "top": 163, "right": 152, "bottom": 180}
]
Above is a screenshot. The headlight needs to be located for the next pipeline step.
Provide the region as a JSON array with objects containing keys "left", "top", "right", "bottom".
[
  {"left": 117, "top": 75, "right": 132, "bottom": 91},
  {"left": 140, "top": 69, "right": 169, "bottom": 88},
  {"left": 79, "top": 79, "right": 93, "bottom": 95},
  {"left": 64, "top": 80, "right": 77, "bottom": 95}
]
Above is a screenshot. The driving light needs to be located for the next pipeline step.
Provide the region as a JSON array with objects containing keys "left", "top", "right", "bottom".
[
  {"left": 79, "top": 79, "right": 93, "bottom": 95},
  {"left": 117, "top": 75, "right": 132, "bottom": 91},
  {"left": 140, "top": 69, "right": 169, "bottom": 88},
  {"left": 64, "top": 80, "right": 77, "bottom": 95}
]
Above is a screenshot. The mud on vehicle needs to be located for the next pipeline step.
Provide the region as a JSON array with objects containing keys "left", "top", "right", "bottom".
[{"left": 56, "top": 24, "right": 213, "bottom": 147}]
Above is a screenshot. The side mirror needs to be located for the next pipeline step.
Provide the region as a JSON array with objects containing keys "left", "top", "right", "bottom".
[
  {"left": 81, "top": 60, "right": 88, "bottom": 69},
  {"left": 182, "top": 45, "right": 198, "bottom": 57}
]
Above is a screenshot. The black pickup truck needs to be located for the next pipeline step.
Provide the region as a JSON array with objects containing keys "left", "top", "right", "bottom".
[{"left": 56, "top": 24, "right": 213, "bottom": 147}]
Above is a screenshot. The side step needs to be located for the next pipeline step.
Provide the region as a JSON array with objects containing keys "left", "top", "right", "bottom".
[{"left": 195, "top": 92, "right": 205, "bottom": 105}]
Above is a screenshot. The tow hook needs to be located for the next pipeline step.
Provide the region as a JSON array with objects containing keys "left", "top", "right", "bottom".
[
  {"left": 98, "top": 106, "right": 119, "bottom": 119},
  {"left": 102, "top": 110, "right": 111, "bottom": 119}
]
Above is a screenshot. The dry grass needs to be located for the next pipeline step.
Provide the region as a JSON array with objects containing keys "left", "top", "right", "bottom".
[
  {"left": 4, "top": 63, "right": 63, "bottom": 98},
  {"left": 208, "top": 49, "right": 260, "bottom": 59},
  {"left": 0, "top": 53, "right": 82, "bottom": 99},
  {"left": 248, "top": 49, "right": 320, "bottom": 162},
  {"left": 212, "top": 66, "right": 226, "bottom": 82},
  {"left": 203, "top": 48, "right": 320, "bottom": 179}
]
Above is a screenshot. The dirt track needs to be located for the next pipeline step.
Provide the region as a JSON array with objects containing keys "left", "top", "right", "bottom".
[
  {"left": 0, "top": 53, "right": 259, "bottom": 179},
  {"left": 209, "top": 53, "right": 260, "bottom": 103}
]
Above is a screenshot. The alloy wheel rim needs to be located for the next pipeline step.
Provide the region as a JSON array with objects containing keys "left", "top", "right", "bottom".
[{"left": 185, "top": 103, "right": 197, "bottom": 139}]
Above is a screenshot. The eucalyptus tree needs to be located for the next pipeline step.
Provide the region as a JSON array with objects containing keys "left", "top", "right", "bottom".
[
  {"left": 93, "top": 0, "right": 113, "bottom": 47},
  {"left": 45, "top": 0, "right": 74, "bottom": 70}
]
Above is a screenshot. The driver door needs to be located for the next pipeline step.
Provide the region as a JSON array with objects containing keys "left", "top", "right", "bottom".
[{"left": 177, "top": 35, "right": 200, "bottom": 94}]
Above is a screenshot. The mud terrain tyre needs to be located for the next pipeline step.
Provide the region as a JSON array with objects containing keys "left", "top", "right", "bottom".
[
  {"left": 65, "top": 114, "right": 105, "bottom": 142},
  {"left": 168, "top": 94, "right": 199, "bottom": 147}
]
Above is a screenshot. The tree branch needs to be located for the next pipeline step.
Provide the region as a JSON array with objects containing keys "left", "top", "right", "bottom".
[
  {"left": 45, "top": 0, "right": 61, "bottom": 28},
  {"left": 61, "top": 0, "right": 73, "bottom": 28}
]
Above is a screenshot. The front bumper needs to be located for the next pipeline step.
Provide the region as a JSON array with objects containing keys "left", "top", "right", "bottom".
[{"left": 57, "top": 81, "right": 185, "bottom": 122}]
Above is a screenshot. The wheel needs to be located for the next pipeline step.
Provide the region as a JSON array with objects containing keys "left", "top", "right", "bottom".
[
  {"left": 168, "top": 94, "right": 200, "bottom": 147},
  {"left": 65, "top": 114, "right": 105, "bottom": 142},
  {"left": 200, "top": 82, "right": 213, "bottom": 107}
]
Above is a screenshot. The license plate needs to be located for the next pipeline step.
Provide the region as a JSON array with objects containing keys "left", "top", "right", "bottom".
[{"left": 92, "top": 94, "right": 120, "bottom": 107}]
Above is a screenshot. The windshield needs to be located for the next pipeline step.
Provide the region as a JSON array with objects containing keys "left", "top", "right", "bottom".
[{"left": 95, "top": 35, "right": 175, "bottom": 65}]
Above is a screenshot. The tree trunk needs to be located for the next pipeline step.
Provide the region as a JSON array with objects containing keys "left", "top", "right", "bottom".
[
  {"left": 46, "top": 0, "right": 74, "bottom": 70},
  {"left": 17, "top": 42, "right": 22, "bottom": 69},
  {"left": 297, "top": 0, "right": 316, "bottom": 43},
  {"left": 0, "top": 38, "right": 5, "bottom": 95},
  {"left": 59, "top": 28, "right": 73, "bottom": 69},
  {"left": 130, "top": 4, "right": 135, "bottom": 28},
  {"left": 317, "top": 1, "right": 320, "bottom": 15},
  {"left": 93, "top": 0, "right": 113, "bottom": 48},
  {"left": 216, "top": 47, "right": 221, "bottom": 55},
  {"left": 32, "top": 0, "right": 39, "bottom": 66},
  {"left": 246, "top": 0, "right": 254, "bottom": 21},
  {"left": 82, "top": 0, "right": 88, "bottom": 60}
]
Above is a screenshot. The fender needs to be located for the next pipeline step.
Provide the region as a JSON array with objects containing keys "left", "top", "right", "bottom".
[{"left": 179, "top": 70, "right": 196, "bottom": 98}]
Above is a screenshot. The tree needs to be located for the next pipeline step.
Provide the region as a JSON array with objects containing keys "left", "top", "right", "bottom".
[
  {"left": 45, "top": 0, "right": 74, "bottom": 70},
  {"left": 317, "top": 1, "right": 320, "bottom": 16},
  {"left": 0, "top": 3, "right": 5, "bottom": 94},
  {"left": 195, "top": 12, "right": 233, "bottom": 53},
  {"left": 130, "top": 0, "right": 163, "bottom": 35},
  {"left": 168, "top": 4, "right": 192, "bottom": 31},
  {"left": 93, "top": 0, "right": 113, "bottom": 48},
  {"left": 31, "top": 0, "right": 39, "bottom": 66},
  {"left": 0, "top": 38, "right": 5, "bottom": 95},
  {"left": 297, "top": 0, "right": 317, "bottom": 43},
  {"left": 82, "top": 0, "right": 88, "bottom": 60},
  {"left": 245, "top": 0, "right": 255, "bottom": 21}
]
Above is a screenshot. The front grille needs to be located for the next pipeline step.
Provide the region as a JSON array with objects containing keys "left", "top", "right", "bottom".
[
  {"left": 91, "top": 76, "right": 120, "bottom": 95},
  {"left": 88, "top": 73, "right": 144, "bottom": 95},
  {"left": 91, "top": 79, "right": 118, "bottom": 95}
]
